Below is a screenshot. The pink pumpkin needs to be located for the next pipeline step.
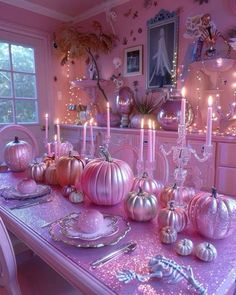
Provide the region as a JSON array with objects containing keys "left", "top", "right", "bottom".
[
  {"left": 81, "top": 147, "right": 134, "bottom": 205},
  {"left": 4, "top": 136, "right": 33, "bottom": 172},
  {"left": 188, "top": 187, "right": 236, "bottom": 239},
  {"left": 132, "top": 172, "right": 164, "bottom": 196},
  {"left": 158, "top": 201, "right": 188, "bottom": 232}
]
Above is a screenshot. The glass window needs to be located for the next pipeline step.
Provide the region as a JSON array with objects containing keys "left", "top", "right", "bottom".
[{"left": 0, "top": 42, "right": 38, "bottom": 124}]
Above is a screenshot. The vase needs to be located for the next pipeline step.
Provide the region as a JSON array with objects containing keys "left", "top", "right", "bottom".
[
  {"left": 116, "top": 86, "right": 134, "bottom": 127},
  {"left": 157, "top": 95, "right": 194, "bottom": 131},
  {"left": 130, "top": 113, "right": 157, "bottom": 129}
]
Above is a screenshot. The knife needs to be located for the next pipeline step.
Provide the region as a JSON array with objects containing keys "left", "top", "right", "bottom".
[
  {"left": 9, "top": 197, "right": 52, "bottom": 210},
  {"left": 90, "top": 241, "right": 137, "bottom": 269}
]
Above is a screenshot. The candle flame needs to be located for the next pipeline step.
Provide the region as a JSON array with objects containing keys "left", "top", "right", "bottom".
[
  {"left": 56, "top": 118, "right": 59, "bottom": 125},
  {"left": 54, "top": 134, "right": 57, "bottom": 141},
  {"left": 90, "top": 118, "right": 93, "bottom": 125},
  {"left": 45, "top": 113, "right": 48, "bottom": 118},
  {"left": 152, "top": 121, "right": 155, "bottom": 129},
  {"left": 141, "top": 118, "right": 144, "bottom": 129},
  {"left": 208, "top": 96, "right": 213, "bottom": 106},
  {"left": 148, "top": 119, "right": 152, "bottom": 129},
  {"left": 181, "top": 87, "right": 186, "bottom": 98},
  {"left": 107, "top": 102, "right": 110, "bottom": 108},
  {"left": 84, "top": 121, "right": 88, "bottom": 127}
]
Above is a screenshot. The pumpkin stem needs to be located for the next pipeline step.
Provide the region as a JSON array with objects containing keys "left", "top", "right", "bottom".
[
  {"left": 68, "top": 151, "right": 72, "bottom": 157},
  {"left": 173, "top": 183, "right": 177, "bottom": 189},
  {"left": 99, "top": 146, "right": 113, "bottom": 162},
  {"left": 211, "top": 187, "right": 217, "bottom": 198},
  {"left": 14, "top": 136, "right": 19, "bottom": 143},
  {"left": 168, "top": 200, "right": 175, "bottom": 210},
  {"left": 142, "top": 172, "right": 148, "bottom": 178}
]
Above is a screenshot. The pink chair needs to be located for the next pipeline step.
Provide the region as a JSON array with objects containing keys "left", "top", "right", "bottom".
[{"left": 0, "top": 217, "right": 83, "bottom": 295}]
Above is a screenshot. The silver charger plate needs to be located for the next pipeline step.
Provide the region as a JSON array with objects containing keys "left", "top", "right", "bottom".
[
  {"left": 49, "top": 212, "right": 131, "bottom": 248},
  {"left": 0, "top": 184, "right": 51, "bottom": 200}
]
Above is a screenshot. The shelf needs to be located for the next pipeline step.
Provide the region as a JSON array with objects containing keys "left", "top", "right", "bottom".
[{"left": 70, "top": 79, "right": 108, "bottom": 90}]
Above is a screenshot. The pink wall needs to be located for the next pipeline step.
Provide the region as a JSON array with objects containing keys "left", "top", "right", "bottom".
[{"left": 55, "top": 0, "right": 236, "bottom": 126}]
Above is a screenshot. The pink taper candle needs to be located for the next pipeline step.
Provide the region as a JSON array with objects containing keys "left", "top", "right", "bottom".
[
  {"left": 54, "top": 135, "right": 58, "bottom": 158},
  {"left": 107, "top": 102, "right": 110, "bottom": 138},
  {"left": 148, "top": 119, "right": 153, "bottom": 163},
  {"left": 180, "top": 87, "right": 186, "bottom": 125},
  {"left": 45, "top": 113, "right": 48, "bottom": 143},
  {"left": 56, "top": 118, "right": 61, "bottom": 142},
  {"left": 82, "top": 121, "right": 88, "bottom": 154},
  {"left": 206, "top": 96, "right": 213, "bottom": 146},
  {"left": 140, "top": 119, "right": 144, "bottom": 162},
  {"left": 47, "top": 143, "right": 51, "bottom": 156},
  {"left": 90, "top": 118, "right": 94, "bottom": 150},
  {"left": 152, "top": 121, "right": 156, "bottom": 162}
]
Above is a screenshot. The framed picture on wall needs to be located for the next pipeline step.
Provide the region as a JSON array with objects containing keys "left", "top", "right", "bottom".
[
  {"left": 147, "top": 9, "right": 179, "bottom": 90},
  {"left": 124, "top": 45, "right": 143, "bottom": 77}
]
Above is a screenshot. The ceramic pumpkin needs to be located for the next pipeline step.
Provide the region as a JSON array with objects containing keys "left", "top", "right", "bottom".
[
  {"left": 69, "top": 191, "right": 84, "bottom": 203},
  {"left": 195, "top": 242, "right": 217, "bottom": 262},
  {"left": 44, "top": 164, "right": 58, "bottom": 186},
  {"left": 62, "top": 185, "right": 76, "bottom": 198},
  {"left": 175, "top": 239, "right": 193, "bottom": 256},
  {"left": 160, "top": 226, "right": 177, "bottom": 244},
  {"left": 158, "top": 201, "right": 188, "bottom": 233},
  {"left": 4, "top": 136, "right": 33, "bottom": 172},
  {"left": 188, "top": 187, "right": 236, "bottom": 239},
  {"left": 56, "top": 152, "right": 85, "bottom": 187},
  {"left": 43, "top": 155, "right": 55, "bottom": 167},
  {"left": 27, "top": 162, "right": 46, "bottom": 183},
  {"left": 132, "top": 172, "right": 164, "bottom": 196},
  {"left": 124, "top": 187, "right": 158, "bottom": 221},
  {"left": 159, "top": 184, "right": 195, "bottom": 208},
  {"left": 81, "top": 147, "right": 134, "bottom": 205}
]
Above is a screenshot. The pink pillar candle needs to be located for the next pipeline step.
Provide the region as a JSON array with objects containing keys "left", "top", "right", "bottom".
[
  {"left": 206, "top": 96, "right": 213, "bottom": 146},
  {"left": 90, "top": 119, "right": 94, "bottom": 149},
  {"left": 148, "top": 119, "right": 153, "bottom": 163},
  {"left": 140, "top": 119, "right": 144, "bottom": 162},
  {"left": 107, "top": 102, "right": 110, "bottom": 138},
  {"left": 45, "top": 113, "right": 48, "bottom": 143}
]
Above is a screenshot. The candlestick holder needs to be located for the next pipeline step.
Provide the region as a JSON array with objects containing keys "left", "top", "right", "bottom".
[{"left": 160, "top": 123, "right": 212, "bottom": 206}]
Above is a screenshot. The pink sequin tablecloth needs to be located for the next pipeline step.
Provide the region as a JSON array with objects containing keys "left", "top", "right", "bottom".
[{"left": 0, "top": 172, "right": 236, "bottom": 295}]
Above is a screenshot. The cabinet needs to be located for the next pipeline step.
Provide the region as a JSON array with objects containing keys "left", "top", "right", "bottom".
[{"left": 61, "top": 125, "right": 236, "bottom": 195}]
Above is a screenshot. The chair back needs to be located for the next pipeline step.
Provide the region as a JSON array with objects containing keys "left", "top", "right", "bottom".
[{"left": 0, "top": 217, "right": 22, "bottom": 295}]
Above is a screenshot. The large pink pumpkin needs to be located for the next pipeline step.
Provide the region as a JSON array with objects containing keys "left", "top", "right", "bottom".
[
  {"left": 132, "top": 172, "right": 164, "bottom": 196},
  {"left": 4, "top": 136, "right": 33, "bottom": 172},
  {"left": 188, "top": 187, "right": 236, "bottom": 239},
  {"left": 81, "top": 147, "right": 134, "bottom": 205}
]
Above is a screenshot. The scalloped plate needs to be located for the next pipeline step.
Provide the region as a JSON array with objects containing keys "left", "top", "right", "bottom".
[
  {"left": 49, "top": 212, "right": 131, "bottom": 248},
  {"left": 61, "top": 214, "right": 119, "bottom": 241},
  {"left": 0, "top": 185, "right": 51, "bottom": 200}
]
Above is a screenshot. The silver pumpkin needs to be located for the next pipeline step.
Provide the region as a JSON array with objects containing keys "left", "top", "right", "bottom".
[{"left": 124, "top": 187, "right": 158, "bottom": 221}]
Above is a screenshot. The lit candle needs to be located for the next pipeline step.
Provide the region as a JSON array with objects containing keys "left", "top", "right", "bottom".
[
  {"left": 45, "top": 113, "right": 48, "bottom": 143},
  {"left": 90, "top": 118, "right": 94, "bottom": 150},
  {"left": 56, "top": 118, "right": 61, "bottom": 142},
  {"left": 140, "top": 119, "right": 144, "bottom": 162},
  {"left": 107, "top": 102, "right": 110, "bottom": 138},
  {"left": 54, "top": 134, "right": 58, "bottom": 158},
  {"left": 82, "top": 121, "right": 88, "bottom": 154},
  {"left": 148, "top": 119, "right": 153, "bottom": 163},
  {"left": 47, "top": 142, "right": 51, "bottom": 156},
  {"left": 180, "top": 87, "right": 186, "bottom": 125},
  {"left": 152, "top": 121, "right": 156, "bottom": 162},
  {"left": 206, "top": 96, "right": 213, "bottom": 146}
]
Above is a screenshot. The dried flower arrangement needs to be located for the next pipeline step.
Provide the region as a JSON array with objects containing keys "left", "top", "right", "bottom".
[{"left": 53, "top": 21, "right": 117, "bottom": 101}]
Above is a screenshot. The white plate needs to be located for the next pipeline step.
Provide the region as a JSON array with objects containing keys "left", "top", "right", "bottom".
[
  {"left": 61, "top": 214, "right": 119, "bottom": 241},
  {"left": 0, "top": 184, "right": 51, "bottom": 200}
]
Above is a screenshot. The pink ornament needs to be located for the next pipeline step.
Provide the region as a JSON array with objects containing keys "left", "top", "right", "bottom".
[
  {"left": 4, "top": 136, "right": 33, "bottom": 172},
  {"left": 77, "top": 209, "right": 104, "bottom": 233},
  {"left": 17, "top": 179, "right": 37, "bottom": 194},
  {"left": 132, "top": 172, "right": 164, "bottom": 196},
  {"left": 188, "top": 187, "right": 236, "bottom": 239},
  {"left": 158, "top": 201, "right": 188, "bottom": 233},
  {"left": 81, "top": 147, "right": 134, "bottom": 205}
]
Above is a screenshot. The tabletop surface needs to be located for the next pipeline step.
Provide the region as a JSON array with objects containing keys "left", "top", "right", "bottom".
[{"left": 0, "top": 171, "right": 236, "bottom": 295}]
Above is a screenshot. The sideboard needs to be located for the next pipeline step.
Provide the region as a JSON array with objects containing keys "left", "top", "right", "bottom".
[{"left": 61, "top": 124, "right": 236, "bottom": 197}]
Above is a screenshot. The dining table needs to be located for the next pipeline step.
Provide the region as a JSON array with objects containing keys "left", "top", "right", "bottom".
[{"left": 0, "top": 171, "right": 236, "bottom": 295}]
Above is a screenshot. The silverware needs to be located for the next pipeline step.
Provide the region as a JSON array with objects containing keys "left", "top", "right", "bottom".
[
  {"left": 9, "top": 197, "right": 52, "bottom": 210},
  {"left": 41, "top": 213, "right": 79, "bottom": 228},
  {"left": 90, "top": 241, "right": 137, "bottom": 269}
]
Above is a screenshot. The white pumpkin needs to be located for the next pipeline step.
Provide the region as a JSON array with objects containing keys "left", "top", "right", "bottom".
[
  {"left": 175, "top": 239, "right": 193, "bottom": 256},
  {"left": 195, "top": 242, "right": 217, "bottom": 262},
  {"left": 160, "top": 226, "right": 177, "bottom": 244},
  {"left": 69, "top": 191, "right": 84, "bottom": 203}
]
